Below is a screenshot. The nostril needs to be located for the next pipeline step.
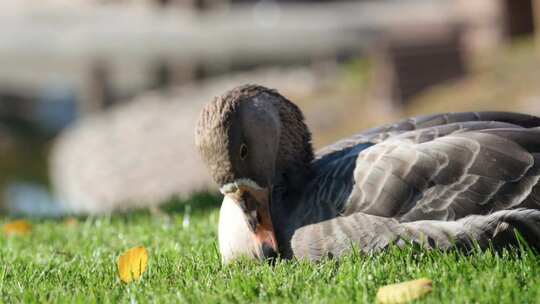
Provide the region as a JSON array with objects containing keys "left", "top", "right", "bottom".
[{"left": 261, "top": 243, "right": 278, "bottom": 261}]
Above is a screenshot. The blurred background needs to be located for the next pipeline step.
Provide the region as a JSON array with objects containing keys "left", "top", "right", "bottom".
[{"left": 0, "top": 0, "right": 539, "bottom": 216}]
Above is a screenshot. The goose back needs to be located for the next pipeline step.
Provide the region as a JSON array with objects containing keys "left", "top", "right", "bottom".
[{"left": 285, "top": 112, "right": 540, "bottom": 259}]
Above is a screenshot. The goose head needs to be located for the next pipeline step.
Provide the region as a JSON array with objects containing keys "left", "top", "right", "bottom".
[{"left": 195, "top": 85, "right": 314, "bottom": 263}]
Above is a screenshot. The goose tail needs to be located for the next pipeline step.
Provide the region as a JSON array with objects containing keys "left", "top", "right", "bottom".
[
  {"left": 403, "top": 209, "right": 540, "bottom": 252},
  {"left": 493, "top": 208, "right": 540, "bottom": 251}
]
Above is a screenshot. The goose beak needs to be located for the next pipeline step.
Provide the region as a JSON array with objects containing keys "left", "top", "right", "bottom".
[{"left": 223, "top": 182, "right": 278, "bottom": 260}]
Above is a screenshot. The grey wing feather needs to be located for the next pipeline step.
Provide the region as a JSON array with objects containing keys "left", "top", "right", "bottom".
[
  {"left": 315, "top": 112, "right": 540, "bottom": 161},
  {"left": 291, "top": 209, "right": 540, "bottom": 261},
  {"left": 344, "top": 124, "right": 540, "bottom": 221}
]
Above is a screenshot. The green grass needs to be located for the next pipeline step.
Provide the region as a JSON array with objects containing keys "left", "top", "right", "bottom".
[{"left": 1, "top": 194, "right": 540, "bottom": 303}]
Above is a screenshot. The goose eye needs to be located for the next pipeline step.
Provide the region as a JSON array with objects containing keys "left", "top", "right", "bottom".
[{"left": 240, "top": 144, "right": 248, "bottom": 160}]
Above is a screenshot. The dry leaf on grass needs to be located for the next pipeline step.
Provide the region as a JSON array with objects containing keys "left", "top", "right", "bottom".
[
  {"left": 64, "top": 217, "right": 78, "bottom": 227},
  {"left": 118, "top": 246, "right": 149, "bottom": 283},
  {"left": 376, "top": 278, "right": 432, "bottom": 304},
  {"left": 3, "top": 220, "right": 32, "bottom": 236}
]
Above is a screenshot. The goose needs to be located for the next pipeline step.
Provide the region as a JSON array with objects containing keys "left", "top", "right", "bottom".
[
  {"left": 195, "top": 84, "right": 540, "bottom": 263},
  {"left": 38, "top": 68, "right": 323, "bottom": 215}
]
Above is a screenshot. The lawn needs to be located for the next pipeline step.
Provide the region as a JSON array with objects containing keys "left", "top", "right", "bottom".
[{"left": 1, "top": 193, "right": 540, "bottom": 303}]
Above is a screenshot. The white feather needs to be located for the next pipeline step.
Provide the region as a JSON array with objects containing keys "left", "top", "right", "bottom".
[{"left": 218, "top": 195, "right": 259, "bottom": 263}]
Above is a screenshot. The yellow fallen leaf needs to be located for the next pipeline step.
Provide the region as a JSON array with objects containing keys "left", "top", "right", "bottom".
[
  {"left": 376, "top": 278, "right": 432, "bottom": 304},
  {"left": 64, "top": 217, "right": 78, "bottom": 227},
  {"left": 118, "top": 246, "right": 149, "bottom": 283},
  {"left": 3, "top": 220, "right": 32, "bottom": 236}
]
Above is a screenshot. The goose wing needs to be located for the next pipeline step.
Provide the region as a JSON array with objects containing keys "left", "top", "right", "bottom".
[
  {"left": 291, "top": 112, "right": 540, "bottom": 260},
  {"left": 308, "top": 112, "right": 540, "bottom": 222},
  {"left": 344, "top": 122, "right": 540, "bottom": 221},
  {"left": 291, "top": 209, "right": 540, "bottom": 261}
]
